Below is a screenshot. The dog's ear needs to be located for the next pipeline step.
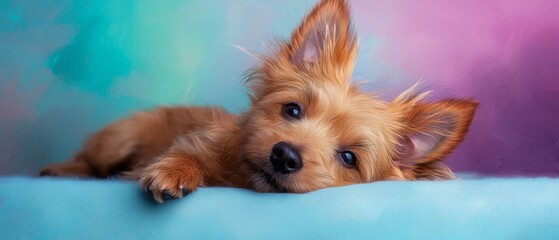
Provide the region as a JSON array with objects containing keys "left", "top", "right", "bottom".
[
  {"left": 283, "top": 0, "right": 357, "bottom": 75},
  {"left": 246, "top": 0, "right": 357, "bottom": 98},
  {"left": 391, "top": 98, "right": 478, "bottom": 180}
]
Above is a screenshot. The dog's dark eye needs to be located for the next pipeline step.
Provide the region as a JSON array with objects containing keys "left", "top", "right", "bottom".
[
  {"left": 339, "top": 151, "right": 357, "bottom": 166},
  {"left": 282, "top": 103, "right": 302, "bottom": 120}
]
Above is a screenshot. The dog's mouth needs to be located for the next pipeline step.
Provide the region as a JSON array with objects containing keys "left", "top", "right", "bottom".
[{"left": 243, "top": 159, "right": 291, "bottom": 193}]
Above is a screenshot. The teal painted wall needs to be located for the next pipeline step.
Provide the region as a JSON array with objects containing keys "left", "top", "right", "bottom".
[{"left": 0, "top": 0, "right": 318, "bottom": 174}]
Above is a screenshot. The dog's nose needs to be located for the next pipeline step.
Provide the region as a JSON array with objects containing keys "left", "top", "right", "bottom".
[{"left": 270, "top": 142, "right": 303, "bottom": 174}]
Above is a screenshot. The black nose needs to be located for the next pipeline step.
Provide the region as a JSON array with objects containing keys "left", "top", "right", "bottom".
[{"left": 270, "top": 142, "right": 303, "bottom": 174}]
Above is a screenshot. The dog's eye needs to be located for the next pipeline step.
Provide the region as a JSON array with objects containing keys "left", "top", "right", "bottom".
[
  {"left": 339, "top": 151, "right": 357, "bottom": 166},
  {"left": 282, "top": 103, "right": 302, "bottom": 120}
]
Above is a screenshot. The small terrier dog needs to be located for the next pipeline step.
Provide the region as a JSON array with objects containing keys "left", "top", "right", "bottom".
[{"left": 41, "top": 0, "right": 478, "bottom": 203}]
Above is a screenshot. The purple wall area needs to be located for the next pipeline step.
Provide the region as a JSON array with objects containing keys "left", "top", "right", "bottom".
[
  {"left": 352, "top": 0, "right": 559, "bottom": 175},
  {"left": 0, "top": 0, "right": 558, "bottom": 176}
]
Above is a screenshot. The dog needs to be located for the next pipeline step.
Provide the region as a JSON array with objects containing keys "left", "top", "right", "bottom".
[{"left": 40, "top": 0, "right": 478, "bottom": 203}]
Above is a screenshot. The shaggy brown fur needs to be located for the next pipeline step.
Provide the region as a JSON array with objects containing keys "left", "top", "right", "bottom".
[{"left": 40, "top": 0, "right": 478, "bottom": 203}]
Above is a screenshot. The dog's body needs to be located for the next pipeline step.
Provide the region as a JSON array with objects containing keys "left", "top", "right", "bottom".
[{"left": 41, "top": 0, "right": 478, "bottom": 203}]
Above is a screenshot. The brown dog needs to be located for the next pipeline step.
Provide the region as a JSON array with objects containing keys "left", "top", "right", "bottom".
[{"left": 40, "top": 0, "right": 478, "bottom": 203}]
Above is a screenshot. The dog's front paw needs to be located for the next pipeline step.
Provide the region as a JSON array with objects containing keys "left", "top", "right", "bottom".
[{"left": 140, "top": 154, "right": 203, "bottom": 203}]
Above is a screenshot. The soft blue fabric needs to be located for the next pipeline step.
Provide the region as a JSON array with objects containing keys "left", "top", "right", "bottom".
[{"left": 1, "top": 177, "right": 558, "bottom": 239}]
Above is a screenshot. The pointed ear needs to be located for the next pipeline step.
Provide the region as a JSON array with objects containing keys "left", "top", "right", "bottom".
[
  {"left": 284, "top": 0, "right": 357, "bottom": 71},
  {"left": 394, "top": 99, "right": 479, "bottom": 179}
]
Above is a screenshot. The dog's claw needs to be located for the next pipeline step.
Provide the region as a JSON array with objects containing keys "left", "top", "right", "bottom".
[
  {"left": 181, "top": 188, "right": 190, "bottom": 197},
  {"left": 39, "top": 169, "right": 59, "bottom": 177},
  {"left": 162, "top": 190, "right": 176, "bottom": 201},
  {"left": 144, "top": 189, "right": 155, "bottom": 200}
]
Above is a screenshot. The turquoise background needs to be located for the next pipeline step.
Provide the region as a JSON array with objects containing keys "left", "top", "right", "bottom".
[{"left": 1, "top": 0, "right": 559, "bottom": 176}]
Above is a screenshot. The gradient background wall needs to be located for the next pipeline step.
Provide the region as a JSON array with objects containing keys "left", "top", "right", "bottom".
[{"left": 1, "top": 0, "right": 558, "bottom": 176}]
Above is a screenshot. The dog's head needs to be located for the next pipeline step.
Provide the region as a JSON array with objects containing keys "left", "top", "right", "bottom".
[{"left": 241, "top": 0, "right": 478, "bottom": 192}]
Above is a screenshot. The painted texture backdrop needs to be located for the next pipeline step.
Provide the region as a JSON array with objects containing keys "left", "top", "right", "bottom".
[{"left": 1, "top": 0, "right": 558, "bottom": 176}]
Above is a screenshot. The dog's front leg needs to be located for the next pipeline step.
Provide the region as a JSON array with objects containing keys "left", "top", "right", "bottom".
[{"left": 140, "top": 146, "right": 204, "bottom": 203}]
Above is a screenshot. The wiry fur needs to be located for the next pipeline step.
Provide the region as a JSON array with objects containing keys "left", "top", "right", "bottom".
[{"left": 40, "top": 0, "right": 478, "bottom": 203}]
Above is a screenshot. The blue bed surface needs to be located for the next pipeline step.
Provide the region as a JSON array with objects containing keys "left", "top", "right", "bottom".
[{"left": 1, "top": 177, "right": 558, "bottom": 239}]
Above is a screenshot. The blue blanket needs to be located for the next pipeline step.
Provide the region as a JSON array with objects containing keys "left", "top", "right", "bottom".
[{"left": 1, "top": 177, "right": 558, "bottom": 239}]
